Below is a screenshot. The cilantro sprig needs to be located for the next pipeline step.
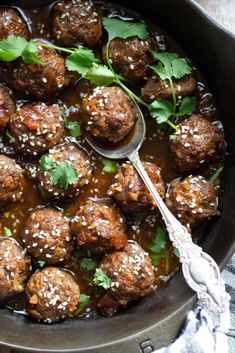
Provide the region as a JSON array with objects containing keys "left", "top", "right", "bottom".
[
  {"left": 93, "top": 268, "right": 112, "bottom": 289},
  {"left": 73, "top": 294, "right": 90, "bottom": 316},
  {"left": 3, "top": 227, "right": 12, "bottom": 237},
  {"left": 61, "top": 106, "right": 81, "bottom": 138},
  {"left": 149, "top": 52, "right": 196, "bottom": 129},
  {"left": 148, "top": 227, "right": 179, "bottom": 272},
  {"left": 80, "top": 258, "right": 97, "bottom": 271},
  {"left": 39, "top": 155, "right": 79, "bottom": 189},
  {"left": 0, "top": 26, "right": 196, "bottom": 131},
  {"left": 101, "top": 158, "right": 118, "bottom": 174},
  {"left": 208, "top": 166, "right": 224, "bottom": 185}
]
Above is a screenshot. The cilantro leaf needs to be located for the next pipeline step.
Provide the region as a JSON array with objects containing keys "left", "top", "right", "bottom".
[
  {"left": 103, "top": 17, "right": 148, "bottom": 42},
  {"left": 74, "top": 294, "right": 90, "bottom": 316},
  {"left": 3, "top": 227, "right": 12, "bottom": 237},
  {"left": 85, "top": 64, "right": 116, "bottom": 86},
  {"left": 101, "top": 159, "right": 118, "bottom": 174},
  {"left": 37, "top": 260, "right": 46, "bottom": 267},
  {"left": 208, "top": 166, "right": 224, "bottom": 185},
  {"left": 0, "top": 35, "right": 28, "bottom": 62},
  {"left": 80, "top": 258, "right": 97, "bottom": 271},
  {"left": 151, "top": 52, "right": 192, "bottom": 81},
  {"left": 176, "top": 96, "right": 196, "bottom": 117},
  {"left": 148, "top": 227, "right": 167, "bottom": 253},
  {"left": 39, "top": 155, "right": 56, "bottom": 171},
  {"left": 67, "top": 120, "right": 81, "bottom": 137},
  {"left": 149, "top": 99, "right": 173, "bottom": 124},
  {"left": 62, "top": 109, "right": 81, "bottom": 138},
  {"left": 150, "top": 252, "right": 166, "bottom": 267},
  {"left": 173, "top": 247, "right": 180, "bottom": 258},
  {"left": 66, "top": 47, "right": 96, "bottom": 77},
  {"left": 50, "top": 162, "right": 79, "bottom": 189},
  {"left": 22, "top": 40, "right": 42, "bottom": 64},
  {"left": 93, "top": 268, "right": 112, "bottom": 289}
]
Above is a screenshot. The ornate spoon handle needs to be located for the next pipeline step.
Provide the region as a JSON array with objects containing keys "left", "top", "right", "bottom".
[{"left": 129, "top": 150, "right": 230, "bottom": 314}]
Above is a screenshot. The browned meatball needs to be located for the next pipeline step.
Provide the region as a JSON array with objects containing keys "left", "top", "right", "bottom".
[
  {"left": 82, "top": 86, "right": 138, "bottom": 144},
  {"left": 165, "top": 175, "right": 220, "bottom": 226},
  {"left": 22, "top": 208, "right": 74, "bottom": 265},
  {"left": 169, "top": 115, "right": 225, "bottom": 172},
  {"left": 97, "top": 241, "right": 154, "bottom": 316},
  {"left": 0, "top": 155, "right": 24, "bottom": 209},
  {"left": 0, "top": 87, "right": 15, "bottom": 129},
  {"left": 10, "top": 102, "right": 64, "bottom": 156},
  {"left": 0, "top": 8, "right": 30, "bottom": 40},
  {"left": 26, "top": 267, "right": 80, "bottom": 323},
  {"left": 104, "top": 36, "right": 155, "bottom": 81},
  {"left": 142, "top": 74, "right": 197, "bottom": 103},
  {"left": 0, "top": 238, "right": 31, "bottom": 301},
  {"left": 52, "top": 0, "right": 102, "bottom": 46},
  {"left": 12, "top": 46, "right": 70, "bottom": 99},
  {"left": 108, "top": 162, "right": 165, "bottom": 213},
  {"left": 72, "top": 199, "right": 127, "bottom": 255},
  {"left": 38, "top": 142, "right": 92, "bottom": 199}
]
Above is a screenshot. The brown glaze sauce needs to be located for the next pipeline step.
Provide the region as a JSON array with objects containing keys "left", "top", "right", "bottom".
[{"left": 0, "top": 1, "right": 220, "bottom": 319}]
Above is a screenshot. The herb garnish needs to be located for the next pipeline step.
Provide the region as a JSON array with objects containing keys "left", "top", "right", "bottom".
[
  {"left": 80, "top": 258, "right": 97, "bottom": 271},
  {"left": 0, "top": 30, "right": 196, "bottom": 131},
  {"left": 6, "top": 130, "right": 15, "bottom": 143},
  {"left": 37, "top": 260, "right": 46, "bottom": 267},
  {"left": 148, "top": 227, "right": 180, "bottom": 271},
  {"left": 74, "top": 294, "right": 90, "bottom": 316},
  {"left": 39, "top": 155, "right": 79, "bottom": 189},
  {"left": 101, "top": 158, "right": 118, "bottom": 174},
  {"left": 93, "top": 268, "right": 112, "bottom": 289},
  {"left": 149, "top": 52, "right": 195, "bottom": 129},
  {"left": 61, "top": 106, "right": 81, "bottom": 138},
  {"left": 208, "top": 166, "right": 224, "bottom": 185},
  {"left": 0, "top": 36, "right": 41, "bottom": 63},
  {"left": 3, "top": 227, "right": 12, "bottom": 237}
]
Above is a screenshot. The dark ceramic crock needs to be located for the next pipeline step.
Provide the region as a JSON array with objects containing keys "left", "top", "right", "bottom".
[{"left": 0, "top": 0, "right": 235, "bottom": 352}]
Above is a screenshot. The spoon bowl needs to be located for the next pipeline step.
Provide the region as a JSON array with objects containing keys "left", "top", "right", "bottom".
[{"left": 85, "top": 100, "right": 146, "bottom": 160}]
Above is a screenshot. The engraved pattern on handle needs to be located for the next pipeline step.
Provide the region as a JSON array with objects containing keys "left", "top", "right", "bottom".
[{"left": 128, "top": 150, "right": 230, "bottom": 314}]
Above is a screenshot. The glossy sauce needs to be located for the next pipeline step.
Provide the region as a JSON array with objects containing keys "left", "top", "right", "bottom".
[{"left": 0, "top": 1, "right": 219, "bottom": 319}]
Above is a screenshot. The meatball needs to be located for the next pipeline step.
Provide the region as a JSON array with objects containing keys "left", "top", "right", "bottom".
[
  {"left": 52, "top": 0, "right": 102, "bottom": 47},
  {"left": 10, "top": 102, "right": 64, "bottom": 156},
  {"left": 0, "top": 87, "right": 15, "bottom": 129},
  {"left": 142, "top": 74, "right": 197, "bottom": 103},
  {"left": 169, "top": 115, "right": 225, "bottom": 172},
  {"left": 165, "top": 175, "right": 219, "bottom": 226},
  {"left": 82, "top": 86, "right": 138, "bottom": 144},
  {"left": 0, "top": 155, "right": 24, "bottom": 209},
  {"left": 38, "top": 142, "right": 92, "bottom": 199},
  {"left": 0, "top": 238, "right": 31, "bottom": 301},
  {"left": 22, "top": 208, "right": 74, "bottom": 265},
  {"left": 0, "top": 8, "right": 30, "bottom": 40},
  {"left": 26, "top": 267, "right": 80, "bottom": 323},
  {"left": 72, "top": 199, "right": 127, "bottom": 255},
  {"left": 108, "top": 162, "right": 165, "bottom": 213},
  {"left": 97, "top": 241, "right": 154, "bottom": 316},
  {"left": 104, "top": 36, "right": 155, "bottom": 81},
  {"left": 12, "top": 46, "right": 70, "bottom": 99}
]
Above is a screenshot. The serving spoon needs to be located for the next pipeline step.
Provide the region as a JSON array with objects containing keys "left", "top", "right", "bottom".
[{"left": 85, "top": 100, "right": 230, "bottom": 314}]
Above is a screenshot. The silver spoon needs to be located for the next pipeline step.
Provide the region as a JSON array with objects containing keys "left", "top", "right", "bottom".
[{"left": 86, "top": 100, "right": 229, "bottom": 314}]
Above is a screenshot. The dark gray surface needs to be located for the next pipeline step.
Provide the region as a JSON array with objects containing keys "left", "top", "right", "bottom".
[{"left": 0, "top": 0, "right": 234, "bottom": 352}]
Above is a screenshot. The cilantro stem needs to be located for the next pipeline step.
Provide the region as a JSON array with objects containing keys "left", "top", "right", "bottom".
[
  {"left": 166, "top": 119, "right": 177, "bottom": 130},
  {"left": 169, "top": 79, "right": 177, "bottom": 117},
  {"left": 37, "top": 42, "right": 74, "bottom": 54}
]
